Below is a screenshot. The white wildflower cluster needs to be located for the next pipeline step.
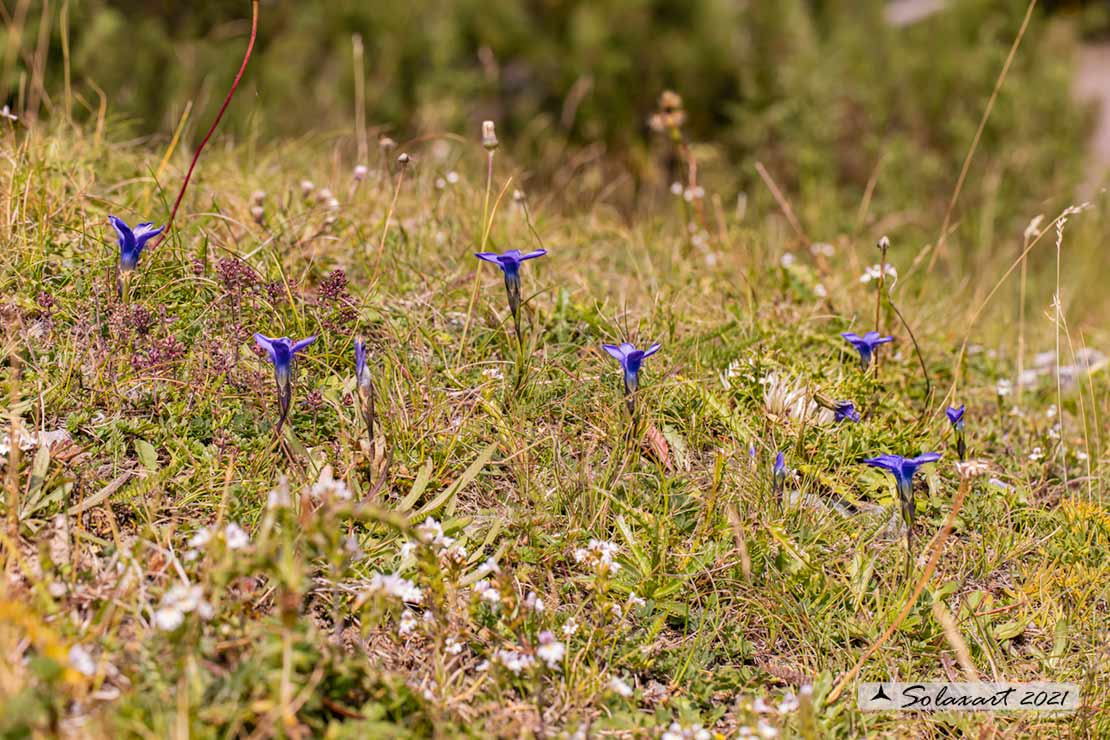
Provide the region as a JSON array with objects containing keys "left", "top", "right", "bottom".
[
  {"left": 751, "top": 687, "right": 805, "bottom": 715},
  {"left": 573, "top": 539, "right": 621, "bottom": 574},
  {"left": 562, "top": 616, "right": 579, "bottom": 637},
  {"left": 472, "top": 579, "right": 502, "bottom": 607},
  {"left": 859, "top": 263, "right": 897, "bottom": 283},
  {"left": 661, "top": 721, "right": 712, "bottom": 740},
  {"left": 413, "top": 517, "right": 468, "bottom": 564},
  {"left": 1029, "top": 447, "right": 1044, "bottom": 462},
  {"left": 996, "top": 378, "right": 1013, "bottom": 397},
  {"left": 154, "top": 583, "right": 213, "bottom": 631},
  {"left": 366, "top": 572, "right": 424, "bottom": 604},
  {"left": 444, "top": 636, "right": 464, "bottom": 655},
  {"left": 524, "top": 591, "right": 545, "bottom": 613},
  {"left": 535, "top": 631, "right": 565, "bottom": 670},
  {"left": 310, "top": 465, "right": 352, "bottom": 501},
  {"left": 490, "top": 648, "right": 535, "bottom": 675}
]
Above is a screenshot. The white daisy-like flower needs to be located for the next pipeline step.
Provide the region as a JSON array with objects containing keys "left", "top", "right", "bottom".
[
  {"left": 1029, "top": 447, "right": 1044, "bottom": 462},
  {"left": 562, "top": 617, "right": 579, "bottom": 637}
]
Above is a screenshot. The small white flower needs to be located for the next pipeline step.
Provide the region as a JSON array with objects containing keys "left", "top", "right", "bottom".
[
  {"left": 780, "top": 252, "right": 796, "bottom": 268},
  {"left": 813, "top": 283, "right": 827, "bottom": 298},
  {"left": 300, "top": 179, "right": 315, "bottom": 195},
  {"left": 188, "top": 528, "right": 212, "bottom": 549},
  {"left": 670, "top": 182, "right": 684, "bottom": 196},
  {"left": 445, "top": 637, "right": 464, "bottom": 655},
  {"left": 859, "top": 263, "right": 897, "bottom": 283},
  {"left": 536, "top": 632, "right": 565, "bottom": 669},
  {"left": 809, "top": 242, "right": 835, "bottom": 257},
  {"left": 609, "top": 675, "right": 634, "bottom": 697},
  {"left": 398, "top": 609, "right": 418, "bottom": 636},
  {"left": 1046, "top": 404, "right": 1057, "bottom": 418},
  {"left": 68, "top": 645, "right": 96, "bottom": 676},
  {"left": 154, "top": 608, "right": 184, "bottom": 631},
  {"left": 1077, "top": 450, "right": 1089, "bottom": 461},
  {"left": 367, "top": 573, "right": 423, "bottom": 604},
  {"left": 399, "top": 541, "right": 416, "bottom": 560},
  {"left": 493, "top": 649, "right": 535, "bottom": 675},
  {"left": 777, "top": 692, "right": 799, "bottom": 713},
  {"left": 628, "top": 593, "right": 646, "bottom": 608},
  {"left": 996, "top": 379, "right": 1013, "bottom": 397},
  {"left": 1, "top": 105, "right": 17, "bottom": 121},
  {"left": 524, "top": 592, "right": 545, "bottom": 613},
  {"left": 353, "top": 165, "right": 369, "bottom": 181},
  {"left": 225, "top": 523, "right": 250, "bottom": 550},
  {"left": 479, "top": 557, "right": 500, "bottom": 575},
  {"left": 757, "top": 719, "right": 779, "bottom": 738},
  {"left": 562, "top": 617, "right": 579, "bottom": 637},
  {"left": 1029, "top": 447, "right": 1044, "bottom": 462},
  {"left": 310, "top": 465, "right": 353, "bottom": 501},
  {"left": 446, "top": 171, "right": 460, "bottom": 184},
  {"left": 435, "top": 177, "right": 447, "bottom": 189},
  {"left": 753, "top": 696, "right": 774, "bottom": 713}
]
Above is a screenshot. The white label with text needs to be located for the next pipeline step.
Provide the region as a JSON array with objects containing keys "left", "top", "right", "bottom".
[{"left": 858, "top": 682, "right": 1079, "bottom": 711}]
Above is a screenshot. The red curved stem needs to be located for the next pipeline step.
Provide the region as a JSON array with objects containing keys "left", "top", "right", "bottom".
[{"left": 153, "top": 0, "right": 259, "bottom": 249}]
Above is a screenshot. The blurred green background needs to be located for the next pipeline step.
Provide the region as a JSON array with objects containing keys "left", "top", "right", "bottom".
[{"left": 1, "top": 0, "right": 1099, "bottom": 227}]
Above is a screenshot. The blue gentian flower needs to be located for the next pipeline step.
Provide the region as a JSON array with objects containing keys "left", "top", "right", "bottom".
[
  {"left": 110, "top": 215, "right": 164, "bottom": 273},
  {"left": 864, "top": 453, "right": 941, "bottom": 533},
  {"left": 354, "top": 337, "right": 375, "bottom": 443},
  {"left": 946, "top": 404, "right": 966, "bottom": 460},
  {"left": 254, "top": 333, "right": 317, "bottom": 433},
  {"left": 841, "top": 331, "right": 893, "bottom": 370},
  {"left": 833, "top": 401, "right": 860, "bottom": 423},
  {"left": 772, "top": 450, "right": 786, "bottom": 495},
  {"left": 475, "top": 248, "right": 546, "bottom": 339},
  {"left": 602, "top": 341, "right": 661, "bottom": 416}
]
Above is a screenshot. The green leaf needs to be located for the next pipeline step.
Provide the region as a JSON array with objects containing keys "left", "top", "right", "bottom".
[
  {"left": 135, "top": 439, "right": 158, "bottom": 471},
  {"left": 411, "top": 443, "right": 497, "bottom": 521}
]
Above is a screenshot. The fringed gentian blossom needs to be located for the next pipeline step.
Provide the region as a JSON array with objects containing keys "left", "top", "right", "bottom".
[
  {"left": 254, "top": 333, "right": 317, "bottom": 434},
  {"left": 841, "top": 331, "right": 893, "bottom": 370},
  {"left": 602, "top": 342, "right": 661, "bottom": 415},
  {"left": 474, "top": 248, "right": 546, "bottom": 340},
  {"left": 772, "top": 451, "right": 786, "bottom": 496},
  {"left": 946, "top": 404, "right": 966, "bottom": 461},
  {"left": 833, "top": 401, "right": 860, "bottom": 423},
  {"left": 355, "top": 338, "right": 375, "bottom": 445},
  {"left": 110, "top": 216, "right": 163, "bottom": 297},
  {"left": 864, "top": 452, "right": 941, "bottom": 565}
]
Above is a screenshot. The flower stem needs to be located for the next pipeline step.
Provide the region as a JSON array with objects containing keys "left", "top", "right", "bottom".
[{"left": 152, "top": 0, "right": 259, "bottom": 250}]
